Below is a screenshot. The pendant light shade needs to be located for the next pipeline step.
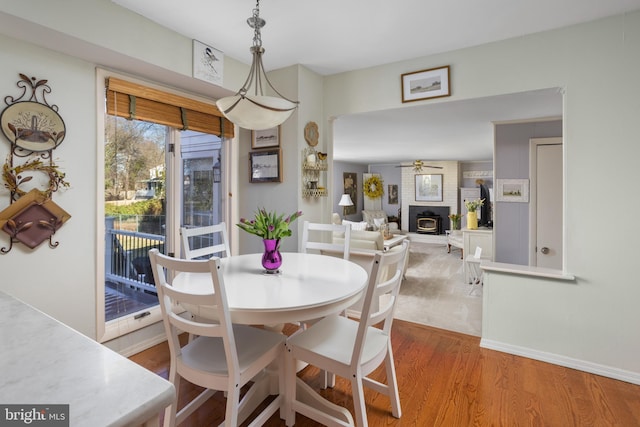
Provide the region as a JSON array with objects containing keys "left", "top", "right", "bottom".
[
  {"left": 216, "top": 94, "right": 296, "bottom": 131},
  {"left": 216, "top": 0, "right": 298, "bottom": 131}
]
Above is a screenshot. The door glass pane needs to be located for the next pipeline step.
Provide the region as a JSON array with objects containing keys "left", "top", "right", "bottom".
[
  {"left": 104, "top": 116, "right": 167, "bottom": 321},
  {"left": 181, "top": 131, "right": 224, "bottom": 257}
]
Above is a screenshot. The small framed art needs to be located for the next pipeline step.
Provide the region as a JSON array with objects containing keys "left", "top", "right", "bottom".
[
  {"left": 401, "top": 65, "right": 450, "bottom": 103},
  {"left": 250, "top": 149, "right": 282, "bottom": 183},
  {"left": 415, "top": 174, "right": 443, "bottom": 202},
  {"left": 388, "top": 184, "right": 398, "bottom": 204},
  {"left": 193, "top": 40, "right": 224, "bottom": 85},
  {"left": 495, "top": 179, "right": 529, "bottom": 202},
  {"left": 251, "top": 126, "right": 280, "bottom": 149}
]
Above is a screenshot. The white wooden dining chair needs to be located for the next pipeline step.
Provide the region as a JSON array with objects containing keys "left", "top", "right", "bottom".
[
  {"left": 180, "top": 222, "right": 230, "bottom": 260},
  {"left": 284, "top": 240, "right": 410, "bottom": 427},
  {"left": 148, "top": 249, "right": 285, "bottom": 427},
  {"left": 301, "top": 220, "right": 351, "bottom": 260}
]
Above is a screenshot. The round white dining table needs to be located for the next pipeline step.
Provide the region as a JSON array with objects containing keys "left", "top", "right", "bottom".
[
  {"left": 173, "top": 252, "right": 367, "bottom": 426},
  {"left": 172, "top": 252, "right": 369, "bottom": 326}
]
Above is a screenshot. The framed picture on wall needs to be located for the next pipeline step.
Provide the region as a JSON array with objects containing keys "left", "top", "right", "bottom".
[
  {"left": 388, "top": 184, "right": 398, "bottom": 204},
  {"left": 343, "top": 172, "right": 357, "bottom": 215},
  {"left": 415, "top": 174, "right": 443, "bottom": 202},
  {"left": 251, "top": 126, "right": 280, "bottom": 149},
  {"left": 495, "top": 179, "right": 529, "bottom": 202},
  {"left": 401, "top": 65, "right": 450, "bottom": 103},
  {"left": 249, "top": 149, "right": 282, "bottom": 183},
  {"left": 192, "top": 39, "right": 224, "bottom": 85}
]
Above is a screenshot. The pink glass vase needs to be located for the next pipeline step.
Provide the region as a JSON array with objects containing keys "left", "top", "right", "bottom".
[{"left": 261, "top": 239, "right": 282, "bottom": 273}]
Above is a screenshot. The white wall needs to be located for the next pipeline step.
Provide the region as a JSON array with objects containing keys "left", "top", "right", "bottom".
[
  {"left": 323, "top": 12, "right": 640, "bottom": 381},
  {"left": 0, "top": 36, "right": 97, "bottom": 337}
]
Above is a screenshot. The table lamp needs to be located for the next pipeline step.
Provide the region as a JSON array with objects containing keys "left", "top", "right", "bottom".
[{"left": 338, "top": 194, "right": 354, "bottom": 218}]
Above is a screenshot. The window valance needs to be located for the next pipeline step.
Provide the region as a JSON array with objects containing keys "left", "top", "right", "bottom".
[{"left": 105, "top": 77, "right": 234, "bottom": 139}]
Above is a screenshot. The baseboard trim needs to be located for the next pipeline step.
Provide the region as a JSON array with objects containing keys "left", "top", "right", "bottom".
[
  {"left": 117, "top": 333, "right": 167, "bottom": 358},
  {"left": 480, "top": 338, "right": 640, "bottom": 385}
]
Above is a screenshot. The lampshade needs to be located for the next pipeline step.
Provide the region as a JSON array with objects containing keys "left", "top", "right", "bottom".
[
  {"left": 338, "top": 194, "right": 354, "bottom": 207},
  {"left": 216, "top": 0, "right": 298, "bottom": 131}
]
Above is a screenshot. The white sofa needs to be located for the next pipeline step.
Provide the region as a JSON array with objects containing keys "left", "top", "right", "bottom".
[
  {"left": 330, "top": 213, "right": 408, "bottom": 274},
  {"left": 331, "top": 213, "right": 383, "bottom": 252},
  {"left": 362, "top": 210, "right": 400, "bottom": 234}
]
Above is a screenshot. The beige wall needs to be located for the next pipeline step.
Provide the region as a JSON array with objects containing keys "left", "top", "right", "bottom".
[{"left": 323, "top": 13, "right": 640, "bottom": 382}]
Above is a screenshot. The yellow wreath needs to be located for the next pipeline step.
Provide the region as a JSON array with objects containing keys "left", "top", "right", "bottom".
[
  {"left": 2, "top": 156, "right": 70, "bottom": 199},
  {"left": 363, "top": 175, "right": 384, "bottom": 199}
]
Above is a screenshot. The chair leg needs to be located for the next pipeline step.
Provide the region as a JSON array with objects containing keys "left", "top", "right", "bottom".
[
  {"left": 322, "top": 371, "right": 336, "bottom": 389},
  {"left": 163, "top": 404, "right": 175, "bottom": 427},
  {"left": 350, "top": 374, "right": 368, "bottom": 427},
  {"left": 284, "top": 346, "right": 296, "bottom": 426},
  {"left": 225, "top": 384, "right": 240, "bottom": 427},
  {"left": 164, "top": 368, "right": 179, "bottom": 427},
  {"left": 384, "top": 348, "right": 401, "bottom": 418}
]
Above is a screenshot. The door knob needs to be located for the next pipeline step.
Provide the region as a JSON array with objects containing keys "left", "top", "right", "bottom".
[{"left": 540, "top": 247, "right": 550, "bottom": 254}]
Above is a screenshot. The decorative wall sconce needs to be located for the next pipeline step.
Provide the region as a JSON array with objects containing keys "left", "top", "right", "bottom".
[{"left": 0, "top": 73, "right": 71, "bottom": 254}]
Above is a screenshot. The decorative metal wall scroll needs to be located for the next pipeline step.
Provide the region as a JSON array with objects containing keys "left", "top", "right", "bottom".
[{"left": 0, "top": 73, "right": 71, "bottom": 254}]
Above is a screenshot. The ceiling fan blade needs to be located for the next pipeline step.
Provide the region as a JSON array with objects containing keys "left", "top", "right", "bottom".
[{"left": 395, "top": 162, "right": 443, "bottom": 169}]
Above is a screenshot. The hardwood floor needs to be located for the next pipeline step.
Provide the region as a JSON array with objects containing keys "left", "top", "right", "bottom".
[{"left": 129, "top": 320, "right": 640, "bottom": 426}]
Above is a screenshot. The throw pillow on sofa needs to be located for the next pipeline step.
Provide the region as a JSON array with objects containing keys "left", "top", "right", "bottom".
[
  {"left": 343, "top": 220, "right": 368, "bottom": 231},
  {"left": 373, "top": 217, "right": 386, "bottom": 230}
]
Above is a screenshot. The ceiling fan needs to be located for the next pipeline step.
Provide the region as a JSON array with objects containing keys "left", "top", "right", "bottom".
[{"left": 395, "top": 160, "right": 443, "bottom": 172}]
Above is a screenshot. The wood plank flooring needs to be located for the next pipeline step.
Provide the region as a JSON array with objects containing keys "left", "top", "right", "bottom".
[{"left": 129, "top": 321, "right": 640, "bottom": 426}]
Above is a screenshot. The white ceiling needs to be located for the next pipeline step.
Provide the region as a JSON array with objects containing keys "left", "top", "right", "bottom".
[{"left": 111, "top": 0, "right": 638, "bottom": 164}]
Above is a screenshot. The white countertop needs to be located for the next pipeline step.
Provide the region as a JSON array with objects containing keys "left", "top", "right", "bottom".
[{"left": 0, "top": 291, "right": 175, "bottom": 426}]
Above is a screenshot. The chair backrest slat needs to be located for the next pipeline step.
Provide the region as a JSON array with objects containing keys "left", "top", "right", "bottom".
[
  {"left": 301, "top": 221, "right": 351, "bottom": 260},
  {"left": 180, "top": 223, "right": 230, "bottom": 260}
]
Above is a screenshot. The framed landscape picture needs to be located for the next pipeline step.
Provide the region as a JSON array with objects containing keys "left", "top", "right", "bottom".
[
  {"left": 495, "top": 179, "right": 529, "bottom": 202},
  {"left": 415, "top": 174, "right": 443, "bottom": 202},
  {"left": 251, "top": 126, "right": 280, "bottom": 149},
  {"left": 401, "top": 65, "right": 450, "bottom": 103},
  {"left": 249, "top": 149, "right": 282, "bottom": 183}
]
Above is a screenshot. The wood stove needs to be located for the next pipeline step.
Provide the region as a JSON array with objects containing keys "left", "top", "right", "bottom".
[
  {"left": 408, "top": 206, "right": 450, "bottom": 234},
  {"left": 416, "top": 211, "right": 442, "bottom": 234}
]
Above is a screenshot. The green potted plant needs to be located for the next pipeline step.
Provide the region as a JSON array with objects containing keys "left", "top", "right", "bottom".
[
  {"left": 237, "top": 208, "right": 303, "bottom": 273},
  {"left": 448, "top": 213, "right": 462, "bottom": 231}
]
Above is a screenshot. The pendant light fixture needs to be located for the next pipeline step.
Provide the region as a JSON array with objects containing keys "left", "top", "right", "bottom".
[{"left": 216, "top": 0, "right": 299, "bottom": 130}]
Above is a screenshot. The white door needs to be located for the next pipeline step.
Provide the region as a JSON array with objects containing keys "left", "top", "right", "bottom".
[{"left": 530, "top": 138, "right": 562, "bottom": 269}]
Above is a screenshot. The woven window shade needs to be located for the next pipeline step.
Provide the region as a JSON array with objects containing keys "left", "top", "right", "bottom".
[{"left": 105, "top": 77, "right": 234, "bottom": 139}]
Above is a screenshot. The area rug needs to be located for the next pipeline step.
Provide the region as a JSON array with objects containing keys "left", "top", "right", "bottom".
[{"left": 394, "top": 241, "right": 482, "bottom": 337}]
